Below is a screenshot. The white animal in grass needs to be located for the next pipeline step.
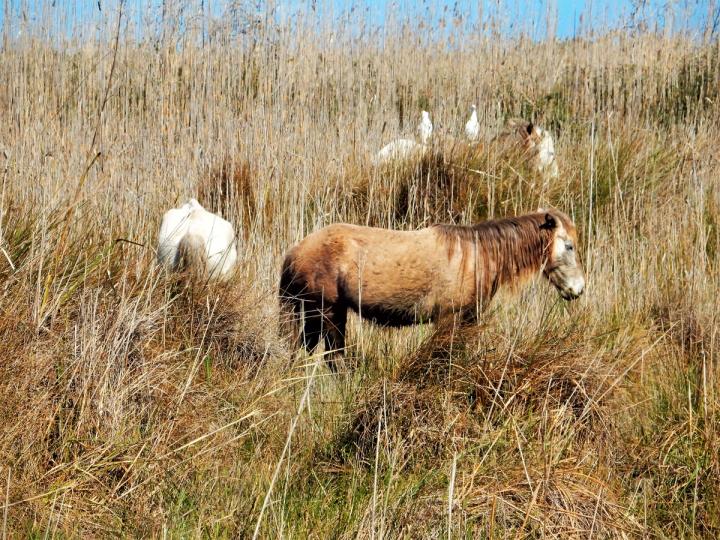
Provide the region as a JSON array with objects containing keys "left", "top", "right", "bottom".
[
  {"left": 373, "top": 138, "right": 425, "bottom": 165},
  {"left": 374, "top": 111, "right": 434, "bottom": 165},
  {"left": 465, "top": 104, "right": 480, "bottom": 141},
  {"left": 157, "top": 198, "right": 237, "bottom": 280}
]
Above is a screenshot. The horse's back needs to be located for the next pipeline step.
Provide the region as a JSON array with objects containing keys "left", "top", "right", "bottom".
[
  {"left": 296, "top": 223, "right": 429, "bottom": 258},
  {"left": 281, "top": 222, "right": 429, "bottom": 285},
  {"left": 374, "top": 138, "right": 425, "bottom": 165},
  {"left": 285, "top": 224, "right": 452, "bottom": 320}
]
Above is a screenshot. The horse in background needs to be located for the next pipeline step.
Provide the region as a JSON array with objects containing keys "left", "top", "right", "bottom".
[
  {"left": 373, "top": 110, "right": 433, "bottom": 166},
  {"left": 491, "top": 119, "right": 559, "bottom": 180}
]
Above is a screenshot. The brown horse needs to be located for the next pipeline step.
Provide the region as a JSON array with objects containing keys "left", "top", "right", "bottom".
[{"left": 279, "top": 209, "right": 584, "bottom": 367}]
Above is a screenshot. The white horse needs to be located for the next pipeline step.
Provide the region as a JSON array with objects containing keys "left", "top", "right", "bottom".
[
  {"left": 373, "top": 111, "right": 433, "bottom": 165},
  {"left": 157, "top": 198, "right": 237, "bottom": 280},
  {"left": 494, "top": 120, "right": 559, "bottom": 181},
  {"left": 533, "top": 126, "right": 559, "bottom": 180}
]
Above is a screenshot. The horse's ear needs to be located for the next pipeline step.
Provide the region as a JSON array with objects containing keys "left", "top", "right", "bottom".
[{"left": 540, "top": 213, "right": 557, "bottom": 230}]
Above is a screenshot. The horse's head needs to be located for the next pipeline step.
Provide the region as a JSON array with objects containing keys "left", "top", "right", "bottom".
[{"left": 538, "top": 209, "right": 585, "bottom": 300}]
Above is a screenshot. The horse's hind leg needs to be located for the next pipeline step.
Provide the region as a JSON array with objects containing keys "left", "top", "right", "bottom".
[
  {"left": 323, "top": 305, "right": 347, "bottom": 372},
  {"left": 300, "top": 308, "right": 323, "bottom": 353}
]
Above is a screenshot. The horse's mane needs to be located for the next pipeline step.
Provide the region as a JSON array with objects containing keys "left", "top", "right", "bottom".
[
  {"left": 432, "top": 212, "right": 566, "bottom": 298},
  {"left": 433, "top": 213, "right": 546, "bottom": 241}
]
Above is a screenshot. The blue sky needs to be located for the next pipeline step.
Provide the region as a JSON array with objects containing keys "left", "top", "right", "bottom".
[
  {"left": 293, "top": 0, "right": 713, "bottom": 39},
  {"left": 0, "top": 1, "right": 713, "bottom": 42}
]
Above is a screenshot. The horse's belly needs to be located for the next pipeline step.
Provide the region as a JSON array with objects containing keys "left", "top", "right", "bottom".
[
  {"left": 357, "top": 306, "right": 432, "bottom": 327},
  {"left": 350, "top": 302, "right": 434, "bottom": 327}
]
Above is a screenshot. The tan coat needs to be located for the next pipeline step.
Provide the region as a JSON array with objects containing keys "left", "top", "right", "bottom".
[
  {"left": 279, "top": 210, "right": 583, "bottom": 365},
  {"left": 284, "top": 224, "right": 480, "bottom": 325}
]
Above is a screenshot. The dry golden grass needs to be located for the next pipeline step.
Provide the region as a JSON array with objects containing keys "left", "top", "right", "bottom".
[{"left": 0, "top": 2, "right": 718, "bottom": 537}]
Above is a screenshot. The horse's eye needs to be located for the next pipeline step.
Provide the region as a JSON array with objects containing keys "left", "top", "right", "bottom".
[{"left": 565, "top": 243, "right": 574, "bottom": 251}]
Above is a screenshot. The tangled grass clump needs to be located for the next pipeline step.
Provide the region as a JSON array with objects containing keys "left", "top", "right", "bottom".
[
  {"left": 335, "top": 313, "right": 650, "bottom": 470},
  {"left": 322, "top": 313, "right": 656, "bottom": 536},
  {"left": 159, "top": 275, "right": 279, "bottom": 371}
]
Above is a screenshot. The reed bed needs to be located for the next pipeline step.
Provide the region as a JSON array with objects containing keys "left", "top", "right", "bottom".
[{"left": 0, "top": 1, "right": 718, "bottom": 537}]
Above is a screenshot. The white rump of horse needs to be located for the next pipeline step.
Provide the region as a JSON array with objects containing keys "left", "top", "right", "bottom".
[
  {"left": 372, "top": 138, "right": 426, "bottom": 165},
  {"left": 157, "top": 198, "right": 237, "bottom": 280},
  {"left": 373, "top": 110, "right": 433, "bottom": 166}
]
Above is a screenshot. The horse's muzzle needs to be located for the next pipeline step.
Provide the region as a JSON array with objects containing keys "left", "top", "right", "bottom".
[{"left": 559, "top": 276, "right": 585, "bottom": 300}]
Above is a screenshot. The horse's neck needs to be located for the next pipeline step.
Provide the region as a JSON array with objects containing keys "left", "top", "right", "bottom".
[{"left": 471, "top": 232, "right": 546, "bottom": 300}]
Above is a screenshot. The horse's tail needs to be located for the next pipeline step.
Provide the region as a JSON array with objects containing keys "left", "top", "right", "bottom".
[
  {"left": 278, "top": 250, "right": 303, "bottom": 346},
  {"left": 176, "top": 233, "right": 207, "bottom": 278}
]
